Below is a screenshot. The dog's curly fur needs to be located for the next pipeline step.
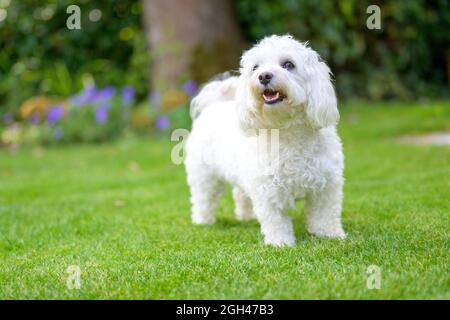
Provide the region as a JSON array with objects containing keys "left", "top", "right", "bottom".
[{"left": 185, "top": 35, "right": 345, "bottom": 247}]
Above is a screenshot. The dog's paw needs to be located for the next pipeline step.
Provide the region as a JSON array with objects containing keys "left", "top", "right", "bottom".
[
  {"left": 264, "top": 234, "right": 296, "bottom": 247},
  {"left": 192, "top": 214, "right": 216, "bottom": 225},
  {"left": 308, "top": 227, "right": 346, "bottom": 239}
]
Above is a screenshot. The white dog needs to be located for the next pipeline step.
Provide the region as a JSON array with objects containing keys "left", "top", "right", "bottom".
[{"left": 185, "top": 35, "right": 345, "bottom": 247}]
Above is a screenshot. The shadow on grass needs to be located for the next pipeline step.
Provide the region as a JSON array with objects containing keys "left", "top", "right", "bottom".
[
  {"left": 212, "top": 211, "right": 318, "bottom": 242},
  {"left": 214, "top": 217, "right": 259, "bottom": 229}
]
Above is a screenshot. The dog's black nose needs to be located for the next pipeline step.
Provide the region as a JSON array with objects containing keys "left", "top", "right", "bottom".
[{"left": 258, "top": 72, "right": 273, "bottom": 85}]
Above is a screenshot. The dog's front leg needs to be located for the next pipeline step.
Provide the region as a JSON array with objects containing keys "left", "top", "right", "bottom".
[
  {"left": 305, "top": 181, "right": 346, "bottom": 239},
  {"left": 250, "top": 188, "right": 296, "bottom": 247}
]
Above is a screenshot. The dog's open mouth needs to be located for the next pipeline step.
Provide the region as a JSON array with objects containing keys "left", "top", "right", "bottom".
[{"left": 262, "top": 89, "right": 286, "bottom": 105}]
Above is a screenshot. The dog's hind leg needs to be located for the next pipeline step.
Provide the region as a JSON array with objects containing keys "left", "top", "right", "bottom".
[
  {"left": 232, "top": 186, "right": 255, "bottom": 221},
  {"left": 187, "top": 169, "right": 225, "bottom": 225}
]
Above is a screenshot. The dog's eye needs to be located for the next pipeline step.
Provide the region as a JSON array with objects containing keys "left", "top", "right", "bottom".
[
  {"left": 252, "top": 65, "right": 259, "bottom": 71},
  {"left": 282, "top": 61, "right": 295, "bottom": 70}
]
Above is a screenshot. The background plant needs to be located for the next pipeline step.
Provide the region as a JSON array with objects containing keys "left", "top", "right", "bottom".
[
  {"left": 236, "top": 0, "right": 450, "bottom": 100},
  {"left": 0, "top": 0, "right": 149, "bottom": 115}
]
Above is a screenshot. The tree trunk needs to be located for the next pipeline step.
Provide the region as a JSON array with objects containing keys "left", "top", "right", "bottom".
[{"left": 142, "top": 0, "right": 244, "bottom": 96}]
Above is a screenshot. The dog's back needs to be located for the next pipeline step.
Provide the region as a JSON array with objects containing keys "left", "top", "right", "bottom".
[{"left": 190, "top": 74, "right": 239, "bottom": 120}]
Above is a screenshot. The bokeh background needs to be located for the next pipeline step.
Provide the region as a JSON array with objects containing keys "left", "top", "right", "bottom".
[{"left": 0, "top": 0, "right": 449, "bottom": 147}]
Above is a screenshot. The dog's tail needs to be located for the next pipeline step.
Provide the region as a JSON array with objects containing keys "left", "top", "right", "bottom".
[{"left": 190, "top": 72, "right": 239, "bottom": 120}]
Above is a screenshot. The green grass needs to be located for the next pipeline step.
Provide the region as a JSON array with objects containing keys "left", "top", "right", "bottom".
[{"left": 1, "top": 101, "right": 449, "bottom": 299}]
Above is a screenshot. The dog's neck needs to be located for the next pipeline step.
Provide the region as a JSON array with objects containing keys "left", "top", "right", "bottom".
[{"left": 279, "top": 124, "right": 320, "bottom": 145}]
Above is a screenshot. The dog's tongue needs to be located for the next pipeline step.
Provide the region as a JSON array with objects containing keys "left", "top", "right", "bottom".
[{"left": 263, "top": 89, "right": 280, "bottom": 102}]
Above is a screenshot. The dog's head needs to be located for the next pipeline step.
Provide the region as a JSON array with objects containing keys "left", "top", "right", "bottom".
[{"left": 236, "top": 35, "right": 338, "bottom": 131}]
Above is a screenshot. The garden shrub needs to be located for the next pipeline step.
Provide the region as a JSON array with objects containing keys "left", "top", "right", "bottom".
[
  {"left": 0, "top": 0, "right": 149, "bottom": 115},
  {"left": 235, "top": 0, "right": 450, "bottom": 100}
]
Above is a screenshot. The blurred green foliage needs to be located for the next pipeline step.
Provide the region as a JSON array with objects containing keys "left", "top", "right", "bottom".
[
  {"left": 236, "top": 0, "right": 450, "bottom": 100},
  {"left": 0, "top": 0, "right": 449, "bottom": 119},
  {"left": 0, "top": 0, "right": 149, "bottom": 114}
]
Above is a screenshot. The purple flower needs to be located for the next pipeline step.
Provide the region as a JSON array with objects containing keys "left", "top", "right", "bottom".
[
  {"left": 53, "top": 127, "right": 64, "bottom": 140},
  {"left": 95, "top": 105, "right": 108, "bottom": 124},
  {"left": 149, "top": 90, "right": 161, "bottom": 110},
  {"left": 46, "top": 105, "right": 64, "bottom": 124},
  {"left": 95, "top": 86, "right": 116, "bottom": 104},
  {"left": 30, "top": 112, "right": 40, "bottom": 125},
  {"left": 183, "top": 80, "right": 197, "bottom": 96},
  {"left": 70, "top": 85, "right": 115, "bottom": 107},
  {"left": 122, "top": 86, "right": 135, "bottom": 106},
  {"left": 70, "top": 85, "right": 98, "bottom": 107},
  {"left": 3, "top": 112, "right": 13, "bottom": 125},
  {"left": 155, "top": 115, "right": 170, "bottom": 131}
]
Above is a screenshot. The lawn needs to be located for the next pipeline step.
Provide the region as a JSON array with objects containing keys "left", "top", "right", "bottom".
[{"left": 0, "top": 101, "right": 449, "bottom": 299}]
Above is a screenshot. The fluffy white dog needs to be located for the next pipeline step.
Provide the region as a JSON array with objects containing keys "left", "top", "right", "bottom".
[{"left": 185, "top": 35, "right": 345, "bottom": 247}]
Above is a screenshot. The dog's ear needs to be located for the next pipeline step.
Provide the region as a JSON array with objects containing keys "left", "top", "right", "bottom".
[
  {"left": 235, "top": 76, "right": 263, "bottom": 134},
  {"left": 304, "top": 51, "right": 339, "bottom": 129}
]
